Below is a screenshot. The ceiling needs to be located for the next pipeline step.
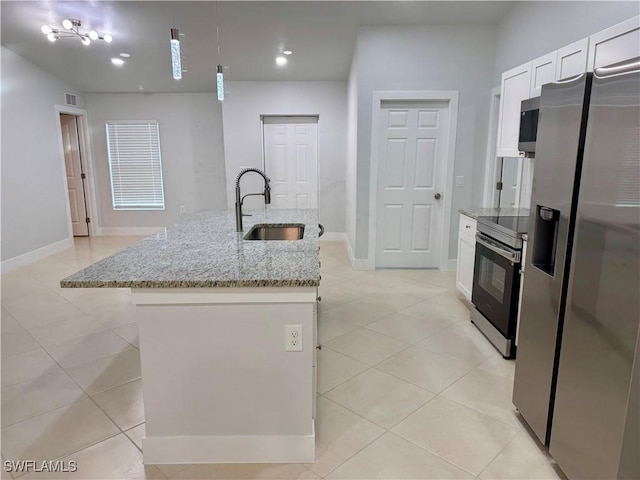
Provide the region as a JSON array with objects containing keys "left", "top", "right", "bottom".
[{"left": 1, "top": 1, "right": 515, "bottom": 93}]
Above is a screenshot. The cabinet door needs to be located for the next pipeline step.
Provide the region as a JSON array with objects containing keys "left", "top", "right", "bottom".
[
  {"left": 497, "top": 62, "right": 532, "bottom": 157},
  {"left": 588, "top": 15, "right": 640, "bottom": 71},
  {"left": 556, "top": 38, "right": 588, "bottom": 80},
  {"left": 530, "top": 52, "right": 557, "bottom": 98},
  {"left": 456, "top": 234, "right": 476, "bottom": 301}
]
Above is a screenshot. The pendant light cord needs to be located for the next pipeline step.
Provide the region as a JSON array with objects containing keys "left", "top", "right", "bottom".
[{"left": 216, "top": 2, "right": 221, "bottom": 61}]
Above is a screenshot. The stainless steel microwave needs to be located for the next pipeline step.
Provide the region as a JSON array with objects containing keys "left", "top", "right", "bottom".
[{"left": 518, "top": 96, "right": 540, "bottom": 155}]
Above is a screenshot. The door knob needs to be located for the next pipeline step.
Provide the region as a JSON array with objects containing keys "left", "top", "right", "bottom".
[{"left": 434, "top": 193, "right": 442, "bottom": 200}]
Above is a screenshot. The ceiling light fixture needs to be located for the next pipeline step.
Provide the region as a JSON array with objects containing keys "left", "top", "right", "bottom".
[
  {"left": 283, "top": 50, "right": 293, "bottom": 55},
  {"left": 276, "top": 55, "right": 287, "bottom": 66},
  {"left": 119, "top": 52, "right": 131, "bottom": 58},
  {"left": 111, "top": 57, "right": 124, "bottom": 66},
  {"left": 40, "top": 19, "right": 113, "bottom": 45},
  {"left": 170, "top": 27, "right": 182, "bottom": 80}
]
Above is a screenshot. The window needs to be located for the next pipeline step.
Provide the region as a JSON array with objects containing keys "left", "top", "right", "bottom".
[{"left": 105, "top": 121, "right": 165, "bottom": 210}]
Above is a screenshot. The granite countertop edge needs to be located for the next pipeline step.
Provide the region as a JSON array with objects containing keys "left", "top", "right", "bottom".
[
  {"left": 60, "top": 278, "right": 320, "bottom": 288},
  {"left": 458, "top": 207, "right": 531, "bottom": 220}
]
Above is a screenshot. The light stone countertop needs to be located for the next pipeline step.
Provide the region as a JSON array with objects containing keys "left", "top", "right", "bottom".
[
  {"left": 61, "top": 209, "right": 320, "bottom": 289},
  {"left": 459, "top": 207, "right": 530, "bottom": 220}
]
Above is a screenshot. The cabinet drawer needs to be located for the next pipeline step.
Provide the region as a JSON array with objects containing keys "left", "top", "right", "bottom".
[{"left": 459, "top": 215, "right": 477, "bottom": 238}]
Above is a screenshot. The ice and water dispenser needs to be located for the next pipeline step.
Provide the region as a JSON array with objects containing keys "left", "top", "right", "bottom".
[{"left": 532, "top": 206, "right": 560, "bottom": 276}]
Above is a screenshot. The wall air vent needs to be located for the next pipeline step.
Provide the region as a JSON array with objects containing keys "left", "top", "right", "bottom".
[{"left": 64, "top": 93, "right": 77, "bottom": 106}]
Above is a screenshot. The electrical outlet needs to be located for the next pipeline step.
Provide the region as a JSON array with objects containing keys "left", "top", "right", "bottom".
[
  {"left": 179, "top": 205, "right": 186, "bottom": 214},
  {"left": 456, "top": 176, "right": 464, "bottom": 187},
  {"left": 285, "top": 325, "right": 303, "bottom": 352}
]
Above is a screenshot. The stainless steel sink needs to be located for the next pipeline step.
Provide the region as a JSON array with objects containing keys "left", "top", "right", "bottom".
[{"left": 244, "top": 224, "right": 305, "bottom": 241}]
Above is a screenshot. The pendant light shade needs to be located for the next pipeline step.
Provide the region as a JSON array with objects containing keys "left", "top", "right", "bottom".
[
  {"left": 217, "top": 64, "right": 224, "bottom": 101},
  {"left": 170, "top": 27, "right": 182, "bottom": 80}
]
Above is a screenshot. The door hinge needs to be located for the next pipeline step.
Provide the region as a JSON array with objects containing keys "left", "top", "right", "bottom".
[
  {"left": 85, "top": 217, "right": 90, "bottom": 224},
  {"left": 496, "top": 181, "right": 503, "bottom": 191},
  {"left": 81, "top": 173, "right": 86, "bottom": 179}
]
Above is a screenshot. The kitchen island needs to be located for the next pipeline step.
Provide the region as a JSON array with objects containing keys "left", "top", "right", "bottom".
[{"left": 62, "top": 209, "right": 320, "bottom": 465}]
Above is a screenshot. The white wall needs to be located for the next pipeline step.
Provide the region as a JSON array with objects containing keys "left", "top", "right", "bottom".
[
  {"left": 221, "top": 82, "right": 347, "bottom": 233},
  {"left": 345, "top": 50, "right": 358, "bottom": 252},
  {"left": 1, "top": 47, "right": 85, "bottom": 262},
  {"left": 85, "top": 93, "right": 227, "bottom": 230},
  {"left": 493, "top": 1, "right": 640, "bottom": 84},
  {"left": 352, "top": 25, "right": 497, "bottom": 261}
]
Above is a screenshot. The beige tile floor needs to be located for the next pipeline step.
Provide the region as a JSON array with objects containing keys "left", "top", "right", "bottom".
[{"left": 1, "top": 237, "right": 566, "bottom": 479}]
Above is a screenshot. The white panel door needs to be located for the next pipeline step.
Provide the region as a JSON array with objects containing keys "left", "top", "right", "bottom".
[
  {"left": 263, "top": 117, "right": 318, "bottom": 209},
  {"left": 61, "top": 114, "right": 89, "bottom": 236},
  {"left": 375, "top": 101, "right": 449, "bottom": 268}
]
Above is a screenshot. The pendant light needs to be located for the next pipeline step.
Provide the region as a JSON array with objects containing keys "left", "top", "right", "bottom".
[
  {"left": 216, "top": 2, "right": 225, "bottom": 101},
  {"left": 170, "top": 27, "right": 182, "bottom": 80}
]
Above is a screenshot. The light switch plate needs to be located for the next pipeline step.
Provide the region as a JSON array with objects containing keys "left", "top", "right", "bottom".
[{"left": 456, "top": 176, "right": 464, "bottom": 187}]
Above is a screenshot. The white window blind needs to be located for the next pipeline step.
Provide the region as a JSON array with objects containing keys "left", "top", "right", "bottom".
[{"left": 106, "top": 121, "right": 165, "bottom": 210}]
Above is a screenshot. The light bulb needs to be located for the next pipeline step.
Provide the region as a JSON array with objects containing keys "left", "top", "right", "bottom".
[
  {"left": 275, "top": 56, "right": 287, "bottom": 66},
  {"left": 88, "top": 30, "right": 99, "bottom": 40},
  {"left": 103, "top": 34, "right": 112, "bottom": 43},
  {"left": 41, "top": 25, "right": 52, "bottom": 35},
  {"left": 62, "top": 19, "right": 73, "bottom": 30},
  {"left": 111, "top": 58, "right": 124, "bottom": 66},
  {"left": 47, "top": 33, "right": 57, "bottom": 42},
  {"left": 81, "top": 36, "right": 91, "bottom": 46}
]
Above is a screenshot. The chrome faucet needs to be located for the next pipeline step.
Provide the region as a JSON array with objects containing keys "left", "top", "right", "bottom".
[{"left": 235, "top": 168, "right": 271, "bottom": 232}]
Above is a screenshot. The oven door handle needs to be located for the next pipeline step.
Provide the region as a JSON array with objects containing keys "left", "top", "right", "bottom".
[{"left": 476, "top": 234, "right": 519, "bottom": 263}]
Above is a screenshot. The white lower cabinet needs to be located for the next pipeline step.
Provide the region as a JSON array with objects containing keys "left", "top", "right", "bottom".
[{"left": 456, "top": 214, "right": 477, "bottom": 301}]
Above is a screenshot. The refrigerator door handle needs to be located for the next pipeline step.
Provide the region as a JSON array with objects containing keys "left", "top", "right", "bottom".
[
  {"left": 595, "top": 60, "right": 640, "bottom": 78},
  {"left": 476, "top": 234, "right": 519, "bottom": 263}
]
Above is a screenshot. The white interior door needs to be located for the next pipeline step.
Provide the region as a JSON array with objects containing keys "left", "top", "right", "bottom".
[
  {"left": 375, "top": 101, "right": 450, "bottom": 268},
  {"left": 263, "top": 117, "right": 318, "bottom": 209},
  {"left": 61, "top": 114, "right": 89, "bottom": 236}
]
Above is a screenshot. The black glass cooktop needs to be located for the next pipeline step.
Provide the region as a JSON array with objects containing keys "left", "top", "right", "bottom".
[{"left": 479, "top": 215, "right": 530, "bottom": 234}]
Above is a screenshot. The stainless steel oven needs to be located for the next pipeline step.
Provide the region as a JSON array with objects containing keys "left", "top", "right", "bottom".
[{"left": 471, "top": 215, "right": 528, "bottom": 359}]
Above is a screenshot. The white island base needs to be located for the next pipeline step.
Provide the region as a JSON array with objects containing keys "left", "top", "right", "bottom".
[{"left": 132, "top": 286, "right": 318, "bottom": 465}]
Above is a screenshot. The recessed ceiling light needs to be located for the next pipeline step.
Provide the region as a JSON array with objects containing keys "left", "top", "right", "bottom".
[
  {"left": 120, "top": 53, "right": 131, "bottom": 58},
  {"left": 111, "top": 57, "right": 125, "bottom": 66},
  {"left": 283, "top": 50, "right": 293, "bottom": 55},
  {"left": 137, "top": 85, "right": 145, "bottom": 91},
  {"left": 275, "top": 55, "right": 287, "bottom": 66}
]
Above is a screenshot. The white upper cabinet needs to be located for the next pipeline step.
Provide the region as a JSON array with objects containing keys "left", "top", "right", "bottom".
[
  {"left": 556, "top": 38, "right": 589, "bottom": 81},
  {"left": 588, "top": 16, "right": 640, "bottom": 71},
  {"left": 497, "top": 62, "right": 531, "bottom": 158},
  {"left": 530, "top": 52, "right": 557, "bottom": 98}
]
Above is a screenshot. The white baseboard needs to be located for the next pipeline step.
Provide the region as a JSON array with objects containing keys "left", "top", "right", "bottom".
[
  {"left": 1, "top": 237, "right": 74, "bottom": 273},
  {"left": 142, "top": 429, "right": 315, "bottom": 464},
  {"left": 98, "top": 227, "right": 162, "bottom": 236},
  {"left": 320, "top": 232, "right": 346, "bottom": 242},
  {"left": 345, "top": 235, "right": 375, "bottom": 270}
]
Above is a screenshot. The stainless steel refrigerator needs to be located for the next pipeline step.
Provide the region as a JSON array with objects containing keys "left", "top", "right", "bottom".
[{"left": 513, "top": 61, "right": 640, "bottom": 480}]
